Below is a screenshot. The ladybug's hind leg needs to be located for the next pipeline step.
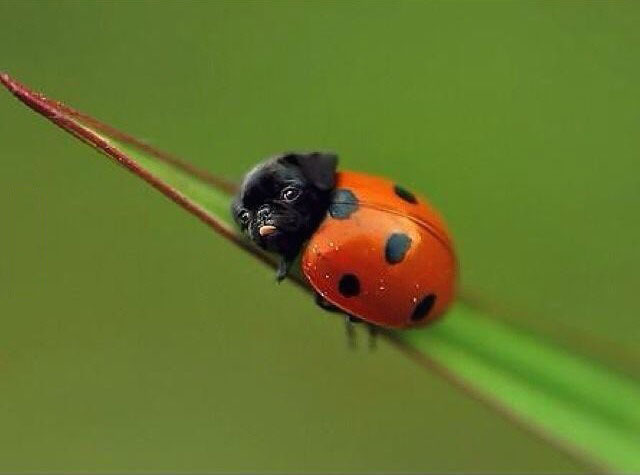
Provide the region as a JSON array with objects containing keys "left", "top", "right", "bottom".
[
  {"left": 315, "top": 293, "right": 357, "bottom": 347},
  {"left": 344, "top": 315, "right": 357, "bottom": 349},
  {"left": 343, "top": 317, "right": 378, "bottom": 350},
  {"left": 315, "top": 293, "right": 377, "bottom": 350},
  {"left": 366, "top": 323, "right": 378, "bottom": 350}
]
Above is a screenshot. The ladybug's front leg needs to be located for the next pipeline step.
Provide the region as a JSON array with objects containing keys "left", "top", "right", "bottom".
[{"left": 275, "top": 255, "right": 296, "bottom": 283}]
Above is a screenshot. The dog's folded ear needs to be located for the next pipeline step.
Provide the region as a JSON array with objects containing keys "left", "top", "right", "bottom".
[{"left": 279, "top": 152, "right": 338, "bottom": 191}]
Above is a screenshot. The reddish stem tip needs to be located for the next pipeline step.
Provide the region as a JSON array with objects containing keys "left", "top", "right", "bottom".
[
  {"left": 0, "top": 73, "right": 61, "bottom": 120},
  {"left": 0, "top": 73, "right": 22, "bottom": 96},
  {"left": 0, "top": 72, "right": 11, "bottom": 88}
]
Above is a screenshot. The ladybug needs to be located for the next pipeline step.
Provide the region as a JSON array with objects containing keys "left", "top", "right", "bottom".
[{"left": 232, "top": 152, "right": 456, "bottom": 329}]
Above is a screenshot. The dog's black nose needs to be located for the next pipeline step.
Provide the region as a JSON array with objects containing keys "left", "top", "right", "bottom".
[{"left": 257, "top": 206, "right": 270, "bottom": 220}]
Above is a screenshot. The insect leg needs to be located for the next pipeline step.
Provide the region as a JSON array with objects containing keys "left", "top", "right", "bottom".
[
  {"left": 366, "top": 323, "right": 378, "bottom": 351},
  {"left": 344, "top": 315, "right": 357, "bottom": 350}
]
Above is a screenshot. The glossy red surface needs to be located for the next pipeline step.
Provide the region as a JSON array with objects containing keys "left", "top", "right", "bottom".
[{"left": 301, "top": 171, "right": 457, "bottom": 328}]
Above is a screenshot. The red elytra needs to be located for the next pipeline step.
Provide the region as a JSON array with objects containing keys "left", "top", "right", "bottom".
[{"left": 301, "top": 171, "right": 457, "bottom": 329}]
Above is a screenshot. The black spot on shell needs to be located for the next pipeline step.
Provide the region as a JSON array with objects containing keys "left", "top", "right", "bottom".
[
  {"left": 411, "top": 294, "right": 437, "bottom": 321},
  {"left": 394, "top": 184, "right": 417, "bottom": 204},
  {"left": 338, "top": 274, "right": 361, "bottom": 297},
  {"left": 385, "top": 233, "right": 412, "bottom": 264},
  {"left": 329, "top": 189, "right": 359, "bottom": 219}
]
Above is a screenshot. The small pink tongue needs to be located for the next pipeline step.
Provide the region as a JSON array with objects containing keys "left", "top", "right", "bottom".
[{"left": 259, "top": 225, "right": 278, "bottom": 236}]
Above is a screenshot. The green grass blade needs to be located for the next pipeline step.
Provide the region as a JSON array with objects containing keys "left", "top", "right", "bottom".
[
  {"left": 0, "top": 73, "right": 278, "bottom": 274},
  {"left": 3, "top": 74, "right": 639, "bottom": 473},
  {"left": 396, "top": 307, "right": 640, "bottom": 472}
]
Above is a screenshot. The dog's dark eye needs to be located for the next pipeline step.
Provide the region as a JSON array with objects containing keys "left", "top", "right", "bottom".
[
  {"left": 281, "top": 186, "right": 301, "bottom": 202},
  {"left": 237, "top": 210, "right": 251, "bottom": 226}
]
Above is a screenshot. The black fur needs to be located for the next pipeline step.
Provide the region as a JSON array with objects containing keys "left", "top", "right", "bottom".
[{"left": 232, "top": 152, "right": 337, "bottom": 281}]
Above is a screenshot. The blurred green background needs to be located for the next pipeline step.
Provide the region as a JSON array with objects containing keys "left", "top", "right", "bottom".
[{"left": 1, "top": 1, "right": 638, "bottom": 472}]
